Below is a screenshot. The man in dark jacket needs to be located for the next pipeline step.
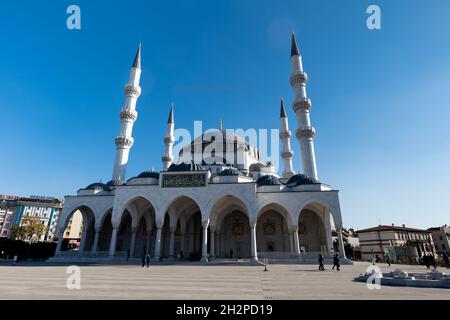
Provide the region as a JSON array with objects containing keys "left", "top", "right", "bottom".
[
  {"left": 332, "top": 254, "right": 340, "bottom": 271},
  {"left": 443, "top": 252, "right": 449, "bottom": 269},
  {"left": 318, "top": 254, "right": 325, "bottom": 271}
]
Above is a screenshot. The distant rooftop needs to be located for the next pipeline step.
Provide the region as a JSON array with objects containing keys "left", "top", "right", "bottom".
[{"left": 358, "top": 224, "right": 431, "bottom": 234}]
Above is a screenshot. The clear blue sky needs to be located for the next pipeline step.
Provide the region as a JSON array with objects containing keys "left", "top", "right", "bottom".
[{"left": 1, "top": 0, "right": 449, "bottom": 230}]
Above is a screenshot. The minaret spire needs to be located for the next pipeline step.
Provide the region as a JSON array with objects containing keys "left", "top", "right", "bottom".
[
  {"left": 132, "top": 42, "right": 141, "bottom": 69},
  {"left": 162, "top": 103, "right": 175, "bottom": 171},
  {"left": 280, "top": 97, "right": 287, "bottom": 118},
  {"left": 291, "top": 32, "right": 300, "bottom": 57},
  {"left": 111, "top": 43, "right": 142, "bottom": 183},
  {"left": 168, "top": 102, "right": 174, "bottom": 123},
  {"left": 289, "top": 32, "right": 318, "bottom": 180},
  {"left": 279, "top": 97, "right": 294, "bottom": 178}
]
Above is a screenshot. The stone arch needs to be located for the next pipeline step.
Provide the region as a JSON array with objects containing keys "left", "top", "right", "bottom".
[
  {"left": 256, "top": 203, "right": 292, "bottom": 253},
  {"left": 210, "top": 195, "right": 251, "bottom": 259},
  {"left": 256, "top": 202, "right": 292, "bottom": 228},
  {"left": 160, "top": 195, "right": 203, "bottom": 225},
  {"left": 205, "top": 192, "right": 253, "bottom": 224},
  {"left": 293, "top": 197, "right": 341, "bottom": 228},
  {"left": 98, "top": 209, "right": 113, "bottom": 252},
  {"left": 114, "top": 196, "right": 157, "bottom": 227},
  {"left": 209, "top": 195, "right": 250, "bottom": 228},
  {"left": 161, "top": 195, "right": 202, "bottom": 259},
  {"left": 296, "top": 201, "right": 333, "bottom": 253},
  {"left": 59, "top": 205, "right": 96, "bottom": 252}
]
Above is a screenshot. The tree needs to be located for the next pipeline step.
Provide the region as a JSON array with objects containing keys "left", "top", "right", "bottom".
[{"left": 10, "top": 217, "right": 48, "bottom": 243}]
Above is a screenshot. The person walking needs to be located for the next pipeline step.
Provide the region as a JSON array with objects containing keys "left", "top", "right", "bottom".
[
  {"left": 443, "top": 252, "right": 449, "bottom": 269},
  {"left": 332, "top": 254, "right": 340, "bottom": 271},
  {"left": 430, "top": 254, "right": 437, "bottom": 270},
  {"left": 423, "top": 254, "right": 430, "bottom": 269},
  {"left": 386, "top": 255, "right": 391, "bottom": 267},
  {"left": 141, "top": 255, "right": 146, "bottom": 268},
  {"left": 146, "top": 254, "right": 150, "bottom": 268},
  {"left": 318, "top": 254, "right": 325, "bottom": 271}
]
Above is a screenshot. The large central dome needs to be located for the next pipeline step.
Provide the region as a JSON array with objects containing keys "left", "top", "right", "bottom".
[{"left": 178, "top": 129, "right": 262, "bottom": 166}]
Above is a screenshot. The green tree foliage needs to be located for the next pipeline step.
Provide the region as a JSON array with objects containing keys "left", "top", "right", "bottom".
[{"left": 10, "top": 217, "right": 49, "bottom": 243}]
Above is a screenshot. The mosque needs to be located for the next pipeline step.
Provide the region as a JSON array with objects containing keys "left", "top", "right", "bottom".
[{"left": 53, "top": 33, "right": 349, "bottom": 263}]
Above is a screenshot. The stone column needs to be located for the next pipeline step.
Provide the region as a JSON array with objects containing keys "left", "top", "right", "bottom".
[
  {"left": 55, "top": 230, "right": 64, "bottom": 256},
  {"left": 293, "top": 227, "right": 300, "bottom": 255},
  {"left": 201, "top": 221, "right": 209, "bottom": 262},
  {"left": 145, "top": 229, "right": 152, "bottom": 256},
  {"left": 180, "top": 232, "right": 185, "bottom": 256},
  {"left": 250, "top": 224, "right": 258, "bottom": 261},
  {"left": 91, "top": 229, "right": 101, "bottom": 255},
  {"left": 109, "top": 227, "right": 118, "bottom": 256},
  {"left": 130, "top": 227, "right": 138, "bottom": 257},
  {"left": 153, "top": 226, "right": 162, "bottom": 261},
  {"left": 79, "top": 227, "right": 88, "bottom": 252},
  {"left": 215, "top": 232, "right": 220, "bottom": 258},
  {"left": 337, "top": 227, "right": 347, "bottom": 259},
  {"left": 290, "top": 232, "right": 295, "bottom": 253},
  {"left": 210, "top": 228, "right": 215, "bottom": 259},
  {"left": 324, "top": 209, "right": 334, "bottom": 253},
  {"left": 169, "top": 228, "right": 175, "bottom": 259}
]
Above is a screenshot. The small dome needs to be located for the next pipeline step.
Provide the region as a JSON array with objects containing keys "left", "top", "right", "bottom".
[
  {"left": 256, "top": 175, "right": 281, "bottom": 187},
  {"left": 85, "top": 182, "right": 111, "bottom": 192},
  {"left": 218, "top": 167, "right": 241, "bottom": 176},
  {"left": 136, "top": 171, "right": 160, "bottom": 179},
  {"left": 285, "top": 174, "right": 320, "bottom": 187},
  {"left": 168, "top": 161, "right": 206, "bottom": 172}
]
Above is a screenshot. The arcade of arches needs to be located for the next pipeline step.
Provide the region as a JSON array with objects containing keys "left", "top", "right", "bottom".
[{"left": 56, "top": 199, "right": 345, "bottom": 261}]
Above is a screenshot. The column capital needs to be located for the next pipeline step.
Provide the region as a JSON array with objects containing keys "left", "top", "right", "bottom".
[
  {"left": 111, "top": 223, "right": 120, "bottom": 230},
  {"left": 202, "top": 220, "right": 210, "bottom": 228}
]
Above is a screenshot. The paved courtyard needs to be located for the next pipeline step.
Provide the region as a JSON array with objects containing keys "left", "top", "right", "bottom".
[{"left": 0, "top": 261, "right": 448, "bottom": 299}]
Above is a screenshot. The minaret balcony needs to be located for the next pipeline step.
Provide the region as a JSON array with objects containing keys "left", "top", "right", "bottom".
[
  {"left": 281, "top": 151, "right": 294, "bottom": 159},
  {"left": 293, "top": 98, "right": 312, "bottom": 113},
  {"left": 120, "top": 109, "right": 138, "bottom": 122},
  {"left": 115, "top": 135, "right": 134, "bottom": 148},
  {"left": 124, "top": 84, "right": 142, "bottom": 98},
  {"left": 296, "top": 126, "right": 316, "bottom": 139},
  {"left": 164, "top": 136, "right": 175, "bottom": 144},
  {"left": 162, "top": 155, "right": 173, "bottom": 163},
  {"left": 279, "top": 130, "right": 292, "bottom": 140},
  {"left": 289, "top": 71, "right": 308, "bottom": 86}
]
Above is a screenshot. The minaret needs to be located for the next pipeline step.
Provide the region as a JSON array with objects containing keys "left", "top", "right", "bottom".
[
  {"left": 279, "top": 98, "right": 295, "bottom": 178},
  {"left": 289, "top": 32, "right": 318, "bottom": 180},
  {"left": 162, "top": 103, "right": 175, "bottom": 171},
  {"left": 111, "top": 43, "right": 142, "bottom": 183}
]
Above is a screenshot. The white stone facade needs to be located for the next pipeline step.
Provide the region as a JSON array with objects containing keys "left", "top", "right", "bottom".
[{"left": 53, "top": 35, "right": 349, "bottom": 263}]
